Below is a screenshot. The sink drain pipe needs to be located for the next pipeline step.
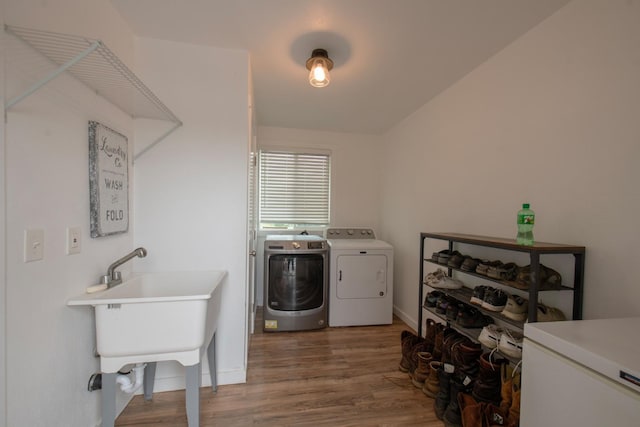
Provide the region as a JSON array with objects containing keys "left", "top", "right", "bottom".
[
  {"left": 88, "top": 363, "right": 146, "bottom": 393},
  {"left": 116, "top": 363, "right": 146, "bottom": 393}
]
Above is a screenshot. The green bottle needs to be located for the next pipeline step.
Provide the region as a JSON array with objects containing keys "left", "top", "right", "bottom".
[{"left": 517, "top": 203, "right": 535, "bottom": 246}]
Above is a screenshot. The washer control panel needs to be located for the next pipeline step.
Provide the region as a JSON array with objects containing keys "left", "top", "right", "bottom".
[
  {"left": 325, "top": 228, "right": 376, "bottom": 239},
  {"left": 265, "top": 235, "right": 327, "bottom": 251}
]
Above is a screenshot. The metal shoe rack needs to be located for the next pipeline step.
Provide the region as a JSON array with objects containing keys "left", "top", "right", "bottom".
[
  {"left": 418, "top": 232, "right": 585, "bottom": 361},
  {"left": 4, "top": 25, "right": 182, "bottom": 161}
]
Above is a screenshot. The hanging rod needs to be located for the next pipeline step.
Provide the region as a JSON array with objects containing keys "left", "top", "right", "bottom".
[{"left": 4, "top": 25, "right": 182, "bottom": 160}]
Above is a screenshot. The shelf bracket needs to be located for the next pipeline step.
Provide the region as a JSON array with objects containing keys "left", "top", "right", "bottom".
[
  {"left": 5, "top": 25, "right": 183, "bottom": 161},
  {"left": 133, "top": 121, "right": 183, "bottom": 162},
  {"left": 5, "top": 29, "right": 100, "bottom": 109}
]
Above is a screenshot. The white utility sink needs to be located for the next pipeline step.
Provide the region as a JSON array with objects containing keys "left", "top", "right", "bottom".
[{"left": 68, "top": 270, "right": 226, "bottom": 373}]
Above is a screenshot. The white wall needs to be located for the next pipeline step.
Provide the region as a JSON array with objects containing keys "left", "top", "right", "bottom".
[
  {"left": 133, "top": 37, "right": 250, "bottom": 389},
  {"left": 381, "top": 0, "right": 640, "bottom": 329},
  {"left": 258, "top": 126, "right": 383, "bottom": 231},
  {"left": 3, "top": 0, "right": 638, "bottom": 425},
  {"left": 254, "top": 126, "right": 383, "bottom": 305},
  {"left": 4, "top": 1, "right": 138, "bottom": 426}
]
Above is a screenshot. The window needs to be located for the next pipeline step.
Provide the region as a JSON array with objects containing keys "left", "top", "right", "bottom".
[{"left": 259, "top": 149, "right": 331, "bottom": 229}]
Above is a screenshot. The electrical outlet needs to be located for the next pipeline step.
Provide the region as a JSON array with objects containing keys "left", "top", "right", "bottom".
[
  {"left": 67, "top": 227, "right": 81, "bottom": 255},
  {"left": 24, "top": 229, "right": 44, "bottom": 262}
]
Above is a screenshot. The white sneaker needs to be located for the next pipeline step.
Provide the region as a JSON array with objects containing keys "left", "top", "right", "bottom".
[
  {"left": 501, "top": 294, "right": 528, "bottom": 321},
  {"left": 424, "top": 268, "right": 446, "bottom": 286},
  {"left": 498, "top": 329, "right": 523, "bottom": 359},
  {"left": 478, "top": 324, "right": 503, "bottom": 349},
  {"left": 430, "top": 275, "right": 463, "bottom": 289}
]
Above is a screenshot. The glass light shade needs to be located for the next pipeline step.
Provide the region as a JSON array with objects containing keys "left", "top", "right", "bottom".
[{"left": 308, "top": 58, "right": 331, "bottom": 88}]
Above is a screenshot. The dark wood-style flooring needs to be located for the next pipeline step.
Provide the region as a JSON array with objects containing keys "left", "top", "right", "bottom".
[{"left": 115, "top": 314, "right": 441, "bottom": 426}]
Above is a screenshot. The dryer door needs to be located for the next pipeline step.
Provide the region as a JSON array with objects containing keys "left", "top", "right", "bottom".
[{"left": 336, "top": 254, "right": 387, "bottom": 299}]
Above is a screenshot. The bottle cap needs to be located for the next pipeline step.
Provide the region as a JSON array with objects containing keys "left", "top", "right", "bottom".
[{"left": 523, "top": 203, "right": 530, "bottom": 208}]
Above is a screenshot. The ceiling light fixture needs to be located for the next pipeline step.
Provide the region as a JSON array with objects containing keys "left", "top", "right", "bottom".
[{"left": 306, "top": 48, "right": 334, "bottom": 88}]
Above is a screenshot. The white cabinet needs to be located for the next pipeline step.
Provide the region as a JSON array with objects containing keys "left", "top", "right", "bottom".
[{"left": 522, "top": 319, "right": 640, "bottom": 427}]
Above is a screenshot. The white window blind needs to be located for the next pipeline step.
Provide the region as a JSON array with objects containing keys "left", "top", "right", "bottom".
[{"left": 259, "top": 150, "right": 331, "bottom": 227}]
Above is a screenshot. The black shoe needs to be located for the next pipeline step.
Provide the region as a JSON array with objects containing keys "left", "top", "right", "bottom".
[
  {"left": 460, "top": 257, "right": 481, "bottom": 272},
  {"left": 437, "top": 250, "right": 455, "bottom": 265},
  {"left": 425, "top": 290, "right": 443, "bottom": 308},
  {"left": 434, "top": 370, "right": 452, "bottom": 420},
  {"left": 436, "top": 295, "right": 454, "bottom": 314},
  {"left": 481, "top": 288, "right": 508, "bottom": 312},
  {"left": 456, "top": 306, "right": 492, "bottom": 328},
  {"left": 469, "top": 285, "right": 489, "bottom": 306},
  {"left": 443, "top": 377, "right": 471, "bottom": 427},
  {"left": 446, "top": 302, "right": 464, "bottom": 321},
  {"left": 447, "top": 252, "right": 466, "bottom": 269}
]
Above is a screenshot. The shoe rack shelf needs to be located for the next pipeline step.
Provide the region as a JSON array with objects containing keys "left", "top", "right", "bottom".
[
  {"left": 426, "top": 259, "right": 574, "bottom": 292},
  {"left": 418, "top": 232, "right": 585, "bottom": 338},
  {"left": 424, "top": 286, "right": 524, "bottom": 330},
  {"left": 421, "top": 304, "right": 522, "bottom": 365}
]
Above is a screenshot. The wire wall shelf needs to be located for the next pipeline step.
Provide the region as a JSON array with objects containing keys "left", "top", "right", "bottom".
[{"left": 5, "top": 25, "right": 183, "bottom": 160}]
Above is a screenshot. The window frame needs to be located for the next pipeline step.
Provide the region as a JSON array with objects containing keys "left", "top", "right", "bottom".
[{"left": 258, "top": 147, "right": 332, "bottom": 230}]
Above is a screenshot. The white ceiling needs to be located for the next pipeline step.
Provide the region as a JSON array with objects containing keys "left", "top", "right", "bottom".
[{"left": 111, "top": 0, "right": 570, "bottom": 135}]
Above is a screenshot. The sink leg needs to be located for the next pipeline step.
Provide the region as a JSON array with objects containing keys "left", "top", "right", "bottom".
[
  {"left": 185, "top": 363, "right": 201, "bottom": 427},
  {"left": 207, "top": 332, "right": 217, "bottom": 392},
  {"left": 102, "top": 372, "right": 117, "bottom": 427},
  {"left": 143, "top": 362, "right": 157, "bottom": 401}
]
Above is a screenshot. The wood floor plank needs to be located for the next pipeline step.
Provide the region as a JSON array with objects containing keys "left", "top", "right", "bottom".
[{"left": 115, "top": 315, "right": 443, "bottom": 426}]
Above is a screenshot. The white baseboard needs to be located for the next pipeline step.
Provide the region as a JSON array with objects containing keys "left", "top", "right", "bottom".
[
  {"left": 393, "top": 305, "right": 417, "bottom": 332},
  {"left": 142, "top": 368, "right": 247, "bottom": 394}
]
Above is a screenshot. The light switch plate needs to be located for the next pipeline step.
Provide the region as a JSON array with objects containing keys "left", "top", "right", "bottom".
[
  {"left": 67, "top": 226, "right": 81, "bottom": 255},
  {"left": 24, "top": 229, "right": 44, "bottom": 262}
]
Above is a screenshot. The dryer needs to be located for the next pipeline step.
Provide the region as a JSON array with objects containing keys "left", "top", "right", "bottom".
[{"left": 326, "top": 228, "right": 394, "bottom": 327}]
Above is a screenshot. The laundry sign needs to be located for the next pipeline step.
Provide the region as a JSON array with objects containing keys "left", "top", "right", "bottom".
[{"left": 89, "top": 121, "right": 129, "bottom": 237}]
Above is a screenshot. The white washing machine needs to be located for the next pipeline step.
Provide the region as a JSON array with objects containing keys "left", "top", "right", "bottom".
[{"left": 326, "top": 228, "right": 394, "bottom": 327}]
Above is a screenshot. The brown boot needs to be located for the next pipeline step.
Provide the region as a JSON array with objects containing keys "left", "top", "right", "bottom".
[
  {"left": 452, "top": 340, "right": 483, "bottom": 380},
  {"left": 484, "top": 403, "right": 508, "bottom": 426},
  {"left": 432, "top": 327, "right": 456, "bottom": 361},
  {"left": 506, "top": 372, "right": 521, "bottom": 427},
  {"left": 422, "top": 360, "right": 441, "bottom": 398},
  {"left": 459, "top": 392, "right": 486, "bottom": 427},
  {"left": 472, "top": 352, "right": 508, "bottom": 405},
  {"left": 424, "top": 318, "right": 443, "bottom": 354},
  {"left": 407, "top": 341, "right": 428, "bottom": 378},
  {"left": 412, "top": 351, "right": 432, "bottom": 387},
  {"left": 441, "top": 331, "right": 466, "bottom": 367},
  {"left": 399, "top": 330, "right": 423, "bottom": 372},
  {"left": 499, "top": 363, "right": 514, "bottom": 413}
]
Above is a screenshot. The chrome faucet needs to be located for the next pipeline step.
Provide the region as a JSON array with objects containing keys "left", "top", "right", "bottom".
[{"left": 101, "top": 247, "right": 147, "bottom": 288}]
